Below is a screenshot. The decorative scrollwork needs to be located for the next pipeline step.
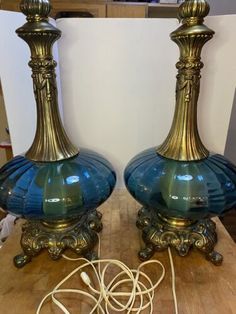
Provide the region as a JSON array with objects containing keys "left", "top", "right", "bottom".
[
  {"left": 176, "top": 60, "right": 204, "bottom": 70},
  {"left": 29, "top": 59, "right": 57, "bottom": 70},
  {"left": 14, "top": 210, "right": 103, "bottom": 268},
  {"left": 176, "top": 73, "right": 201, "bottom": 103},
  {"left": 157, "top": 0, "right": 214, "bottom": 161},
  {"left": 137, "top": 207, "right": 223, "bottom": 266}
]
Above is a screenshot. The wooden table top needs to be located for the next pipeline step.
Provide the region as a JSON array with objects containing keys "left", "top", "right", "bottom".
[{"left": 0, "top": 191, "right": 236, "bottom": 314}]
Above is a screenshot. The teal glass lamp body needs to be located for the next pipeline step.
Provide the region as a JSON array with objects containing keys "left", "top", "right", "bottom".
[
  {"left": 125, "top": 148, "right": 236, "bottom": 222},
  {"left": 0, "top": 149, "right": 116, "bottom": 221}
]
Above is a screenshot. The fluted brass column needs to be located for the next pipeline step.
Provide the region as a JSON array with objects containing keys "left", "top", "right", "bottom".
[
  {"left": 157, "top": 0, "right": 214, "bottom": 161},
  {"left": 17, "top": 0, "right": 79, "bottom": 161}
]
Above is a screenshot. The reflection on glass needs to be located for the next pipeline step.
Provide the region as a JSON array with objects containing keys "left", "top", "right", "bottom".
[
  {"left": 0, "top": 149, "right": 116, "bottom": 220},
  {"left": 125, "top": 147, "right": 236, "bottom": 220}
]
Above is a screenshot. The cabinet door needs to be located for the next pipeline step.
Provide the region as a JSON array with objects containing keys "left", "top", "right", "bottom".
[
  {"left": 107, "top": 3, "right": 148, "bottom": 18},
  {"left": 1, "top": 0, "right": 20, "bottom": 11}
]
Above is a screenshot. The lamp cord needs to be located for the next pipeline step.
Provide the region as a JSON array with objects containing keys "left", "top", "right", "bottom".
[
  {"left": 168, "top": 247, "right": 178, "bottom": 314},
  {"left": 37, "top": 237, "right": 178, "bottom": 314}
]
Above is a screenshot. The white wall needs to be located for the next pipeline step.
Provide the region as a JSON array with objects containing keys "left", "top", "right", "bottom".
[
  {"left": 208, "top": 0, "right": 236, "bottom": 15},
  {"left": 0, "top": 95, "right": 8, "bottom": 166},
  {"left": 199, "top": 15, "right": 236, "bottom": 156},
  {"left": 0, "top": 11, "right": 62, "bottom": 156},
  {"left": 0, "top": 12, "right": 35, "bottom": 156},
  {"left": 57, "top": 18, "right": 178, "bottom": 186}
]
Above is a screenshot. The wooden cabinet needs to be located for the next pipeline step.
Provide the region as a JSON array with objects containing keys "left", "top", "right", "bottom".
[
  {"left": 148, "top": 3, "right": 179, "bottom": 18},
  {"left": 1, "top": 1, "right": 179, "bottom": 18},
  {"left": 1, "top": 0, "right": 19, "bottom": 12},
  {"left": 0, "top": 0, "right": 106, "bottom": 17},
  {"left": 51, "top": 1, "right": 106, "bottom": 18}
]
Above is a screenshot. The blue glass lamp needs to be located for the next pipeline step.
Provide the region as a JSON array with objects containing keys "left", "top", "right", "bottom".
[
  {"left": 0, "top": 0, "right": 116, "bottom": 267},
  {"left": 125, "top": 0, "right": 236, "bottom": 265}
]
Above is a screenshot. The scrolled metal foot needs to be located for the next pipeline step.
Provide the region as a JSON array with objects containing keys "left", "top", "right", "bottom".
[
  {"left": 206, "top": 251, "right": 223, "bottom": 266},
  {"left": 88, "top": 211, "right": 103, "bottom": 233},
  {"left": 138, "top": 245, "right": 154, "bottom": 261},
  {"left": 14, "top": 253, "right": 32, "bottom": 268},
  {"left": 176, "top": 245, "right": 191, "bottom": 257}
]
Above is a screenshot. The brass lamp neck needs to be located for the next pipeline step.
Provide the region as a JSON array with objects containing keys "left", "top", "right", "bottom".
[
  {"left": 157, "top": 0, "right": 214, "bottom": 161},
  {"left": 16, "top": 0, "right": 79, "bottom": 162}
]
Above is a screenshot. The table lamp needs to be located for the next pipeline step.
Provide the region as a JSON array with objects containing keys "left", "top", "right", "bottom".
[
  {"left": 125, "top": 0, "right": 236, "bottom": 265},
  {"left": 0, "top": 0, "right": 116, "bottom": 268}
]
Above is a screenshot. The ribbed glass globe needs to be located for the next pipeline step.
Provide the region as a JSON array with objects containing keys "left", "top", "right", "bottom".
[
  {"left": 125, "top": 147, "right": 236, "bottom": 221},
  {"left": 0, "top": 149, "right": 116, "bottom": 221}
]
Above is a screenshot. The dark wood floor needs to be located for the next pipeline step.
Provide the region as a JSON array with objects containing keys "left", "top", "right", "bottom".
[{"left": 220, "top": 209, "right": 236, "bottom": 242}]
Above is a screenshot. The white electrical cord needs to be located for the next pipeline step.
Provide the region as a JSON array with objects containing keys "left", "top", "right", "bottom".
[
  {"left": 168, "top": 247, "right": 179, "bottom": 314},
  {"left": 37, "top": 237, "right": 178, "bottom": 314}
]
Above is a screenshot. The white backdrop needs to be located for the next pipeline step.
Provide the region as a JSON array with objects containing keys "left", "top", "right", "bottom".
[
  {"left": 0, "top": 11, "right": 35, "bottom": 155},
  {"left": 1, "top": 13, "right": 236, "bottom": 187},
  {"left": 0, "top": 11, "right": 62, "bottom": 156},
  {"left": 199, "top": 15, "right": 236, "bottom": 156},
  {"left": 57, "top": 18, "right": 178, "bottom": 186}
]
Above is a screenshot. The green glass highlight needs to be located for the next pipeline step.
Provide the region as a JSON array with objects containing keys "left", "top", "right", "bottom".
[{"left": 125, "top": 148, "right": 236, "bottom": 221}]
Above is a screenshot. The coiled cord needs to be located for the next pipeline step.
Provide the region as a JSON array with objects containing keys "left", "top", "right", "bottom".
[{"left": 37, "top": 237, "right": 178, "bottom": 314}]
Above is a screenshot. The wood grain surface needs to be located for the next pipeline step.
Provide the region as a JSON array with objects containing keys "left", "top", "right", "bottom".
[
  {"left": 107, "top": 3, "right": 147, "bottom": 18},
  {"left": 0, "top": 191, "right": 236, "bottom": 314}
]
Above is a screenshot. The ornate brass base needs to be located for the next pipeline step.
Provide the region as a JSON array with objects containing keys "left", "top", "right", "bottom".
[
  {"left": 14, "top": 210, "right": 102, "bottom": 268},
  {"left": 137, "top": 208, "right": 223, "bottom": 266}
]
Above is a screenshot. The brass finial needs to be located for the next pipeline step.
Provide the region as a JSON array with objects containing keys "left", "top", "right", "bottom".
[
  {"left": 16, "top": 0, "right": 79, "bottom": 162},
  {"left": 179, "top": 0, "right": 210, "bottom": 23},
  {"left": 20, "top": 0, "right": 51, "bottom": 21},
  {"left": 157, "top": 0, "right": 214, "bottom": 161}
]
